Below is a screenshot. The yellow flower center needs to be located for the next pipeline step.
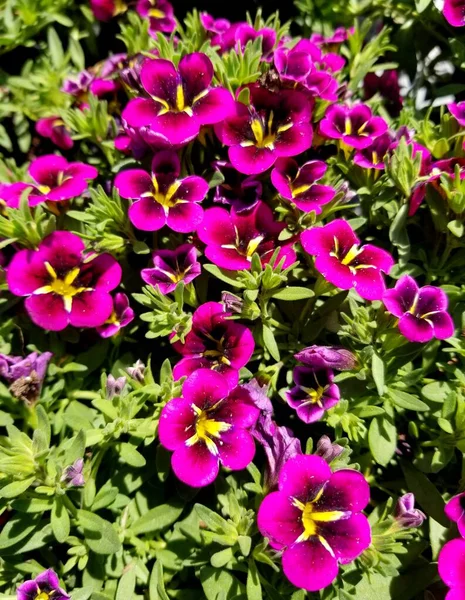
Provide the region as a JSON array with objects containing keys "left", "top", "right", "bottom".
[
  {"left": 344, "top": 117, "right": 352, "bottom": 136},
  {"left": 293, "top": 491, "right": 346, "bottom": 544},
  {"left": 185, "top": 404, "right": 232, "bottom": 455},
  {"left": 148, "top": 7, "right": 165, "bottom": 17},
  {"left": 245, "top": 110, "right": 293, "bottom": 150},
  {"left": 142, "top": 177, "right": 182, "bottom": 211},
  {"left": 300, "top": 385, "right": 326, "bottom": 407},
  {"left": 36, "top": 593, "right": 49, "bottom": 600},
  {"left": 34, "top": 262, "right": 88, "bottom": 313}
]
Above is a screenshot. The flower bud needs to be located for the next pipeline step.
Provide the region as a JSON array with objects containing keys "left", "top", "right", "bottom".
[{"left": 394, "top": 493, "right": 426, "bottom": 529}]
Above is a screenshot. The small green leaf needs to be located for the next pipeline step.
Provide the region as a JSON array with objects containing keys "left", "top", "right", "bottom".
[
  {"left": 51, "top": 497, "right": 70, "bottom": 543},
  {"left": 118, "top": 442, "right": 146, "bottom": 468},
  {"left": 271, "top": 287, "right": 314, "bottom": 301},
  {"left": 211, "top": 547, "right": 233, "bottom": 568},
  {"left": 77, "top": 510, "right": 121, "bottom": 554},
  {"left": 388, "top": 389, "right": 429, "bottom": 412},
  {"left": 368, "top": 415, "right": 397, "bottom": 466},
  {"left": 115, "top": 564, "right": 136, "bottom": 600},
  {"left": 0, "top": 476, "right": 35, "bottom": 499},
  {"left": 371, "top": 353, "right": 385, "bottom": 396},
  {"left": 131, "top": 500, "right": 184, "bottom": 535},
  {"left": 246, "top": 559, "right": 262, "bottom": 600},
  {"left": 262, "top": 325, "right": 280, "bottom": 361}
]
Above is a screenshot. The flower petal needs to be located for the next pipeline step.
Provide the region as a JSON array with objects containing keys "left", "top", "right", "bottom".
[
  {"left": 316, "top": 469, "right": 370, "bottom": 512},
  {"left": 318, "top": 512, "right": 371, "bottom": 562},
  {"left": 181, "top": 368, "right": 230, "bottom": 406},
  {"left": 178, "top": 52, "right": 213, "bottom": 97},
  {"left": 171, "top": 443, "right": 219, "bottom": 487},
  {"left": 383, "top": 275, "right": 418, "bottom": 317},
  {"left": 69, "top": 291, "right": 113, "bottom": 328},
  {"left": 159, "top": 396, "right": 196, "bottom": 450},
  {"left": 193, "top": 87, "right": 235, "bottom": 124},
  {"left": 429, "top": 311, "right": 455, "bottom": 340},
  {"left": 167, "top": 202, "right": 204, "bottom": 233},
  {"left": 122, "top": 98, "right": 161, "bottom": 128},
  {"left": 398, "top": 313, "right": 433, "bottom": 343},
  {"left": 228, "top": 145, "right": 276, "bottom": 175},
  {"left": 353, "top": 268, "right": 387, "bottom": 301},
  {"left": 29, "top": 155, "right": 68, "bottom": 186},
  {"left": 439, "top": 538, "right": 465, "bottom": 589},
  {"left": 141, "top": 58, "right": 178, "bottom": 100},
  {"left": 114, "top": 169, "right": 152, "bottom": 199},
  {"left": 129, "top": 198, "right": 166, "bottom": 231},
  {"left": 257, "top": 491, "right": 304, "bottom": 548},
  {"left": 282, "top": 539, "right": 339, "bottom": 592},
  {"left": 279, "top": 454, "right": 331, "bottom": 499},
  {"left": 25, "top": 294, "right": 69, "bottom": 331},
  {"left": 218, "top": 429, "right": 256, "bottom": 470}
]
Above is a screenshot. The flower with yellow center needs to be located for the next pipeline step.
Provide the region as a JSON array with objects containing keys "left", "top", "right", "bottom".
[
  {"left": 34, "top": 262, "right": 89, "bottom": 313},
  {"left": 293, "top": 488, "right": 346, "bottom": 546},
  {"left": 185, "top": 403, "right": 232, "bottom": 455}
]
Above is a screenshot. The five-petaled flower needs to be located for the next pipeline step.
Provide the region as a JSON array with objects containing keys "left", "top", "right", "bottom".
[
  {"left": 212, "top": 160, "right": 263, "bottom": 213},
  {"left": 135, "top": 0, "right": 176, "bottom": 35},
  {"left": 97, "top": 293, "right": 134, "bottom": 338},
  {"left": 173, "top": 301, "right": 255, "bottom": 388},
  {"left": 115, "top": 151, "right": 209, "bottom": 232},
  {"left": 158, "top": 369, "right": 260, "bottom": 487},
  {"left": 257, "top": 454, "right": 371, "bottom": 591},
  {"left": 382, "top": 275, "right": 454, "bottom": 343},
  {"left": 35, "top": 117, "right": 74, "bottom": 150},
  {"left": 198, "top": 201, "right": 297, "bottom": 271},
  {"left": 6, "top": 231, "right": 122, "bottom": 331},
  {"left": 319, "top": 104, "right": 388, "bottom": 150},
  {"left": 286, "top": 366, "right": 340, "bottom": 423},
  {"left": 301, "top": 219, "right": 394, "bottom": 300},
  {"left": 17, "top": 569, "right": 70, "bottom": 600},
  {"left": 271, "top": 157, "right": 335, "bottom": 213},
  {"left": 122, "top": 53, "right": 234, "bottom": 146},
  {"left": 141, "top": 244, "right": 201, "bottom": 294},
  {"left": 354, "top": 133, "right": 395, "bottom": 170}
]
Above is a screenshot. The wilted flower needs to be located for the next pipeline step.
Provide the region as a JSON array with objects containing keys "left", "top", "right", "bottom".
[
  {"left": 215, "top": 84, "right": 313, "bottom": 175},
  {"left": 61, "top": 458, "right": 85, "bottom": 487},
  {"left": 393, "top": 493, "right": 426, "bottom": 529},
  {"left": 7, "top": 231, "right": 122, "bottom": 331},
  {"left": 106, "top": 374, "right": 127, "bottom": 399},
  {"left": 445, "top": 492, "right": 465, "bottom": 537},
  {"left": 438, "top": 538, "right": 465, "bottom": 599},
  {"left": 35, "top": 117, "right": 74, "bottom": 150},
  {"left": 122, "top": 53, "right": 234, "bottom": 146},
  {"left": 364, "top": 70, "right": 403, "bottom": 117},
  {"left": 173, "top": 301, "right": 255, "bottom": 388},
  {"left": 158, "top": 369, "right": 260, "bottom": 487},
  {"left": 294, "top": 345, "right": 356, "bottom": 370},
  {"left": 286, "top": 366, "right": 340, "bottom": 423},
  {"left": 212, "top": 161, "right": 263, "bottom": 213},
  {"left": 319, "top": 104, "right": 388, "bottom": 150},
  {"left": 97, "top": 293, "right": 134, "bottom": 338},
  {"left": 301, "top": 219, "right": 394, "bottom": 300},
  {"left": 17, "top": 569, "right": 70, "bottom": 600},
  {"left": 141, "top": 244, "right": 201, "bottom": 294},
  {"left": 0, "top": 351, "right": 52, "bottom": 405},
  {"left": 257, "top": 455, "right": 371, "bottom": 591},
  {"left": 136, "top": 0, "right": 176, "bottom": 35},
  {"left": 443, "top": 0, "right": 465, "bottom": 26},
  {"left": 271, "top": 157, "right": 335, "bottom": 213},
  {"left": 198, "top": 201, "right": 297, "bottom": 271},
  {"left": 354, "top": 133, "right": 395, "bottom": 170},
  {"left": 383, "top": 275, "right": 454, "bottom": 343},
  {"left": 449, "top": 101, "right": 465, "bottom": 126},
  {"left": 315, "top": 435, "right": 344, "bottom": 464},
  {"left": 114, "top": 150, "right": 208, "bottom": 232},
  {"left": 127, "top": 360, "right": 145, "bottom": 382}
]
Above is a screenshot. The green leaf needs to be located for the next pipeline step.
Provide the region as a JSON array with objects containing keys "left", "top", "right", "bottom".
[
  {"left": 422, "top": 381, "right": 452, "bottom": 403},
  {"left": 77, "top": 510, "right": 121, "bottom": 554},
  {"left": 211, "top": 547, "right": 233, "bottom": 568},
  {"left": 51, "top": 497, "right": 70, "bottom": 543},
  {"left": 195, "top": 504, "right": 237, "bottom": 537},
  {"left": 131, "top": 500, "right": 184, "bottom": 535},
  {"left": 415, "top": 0, "right": 432, "bottom": 11},
  {"left": 70, "top": 588, "right": 93, "bottom": 600},
  {"left": 200, "top": 566, "right": 245, "bottom": 600},
  {"left": 401, "top": 461, "right": 448, "bottom": 527},
  {"left": 371, "top": 352, "right": 385, "bottom": 396},
  {"left": 368, "top": 415, "right": 397, "bottom": 466},
  {"left": 118, "top": 442, "right": 146, "bottom": 468},
  {"left": 271, "top": 287, "right": 314, "bottom": 301},
  {"left": 0, "top": 514, "right": 39, "bottom": 549},
  {"left": 388, "top": 389, "right": 429, "bottom": 412},
  {"left": 149, "top": 560, "right": 170, "bottom": 600},
  {"left": 35, "top": 405, "right": 51, "bottom": 448},
  {"left": 115, "top": 564, "right": 136, "bottom": 600},
  {"left": 262, "top": 324, "right": 280, "bottom": 361},
  {"left": 47, "top": 27, "right": 64, "bottom": 68},
  {"left": 203, "top": 264, "right": 245, "bottom": 288},
  {"left": 0, "top": 476, "right": 35, "bottom": 499},
  {"left": 246, "top": 559, "right": 262, "bottom": 600}
]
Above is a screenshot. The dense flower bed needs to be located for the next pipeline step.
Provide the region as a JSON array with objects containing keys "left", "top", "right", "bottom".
[{"left": 1, "top": 0, "right": 465, "bottom": 598}]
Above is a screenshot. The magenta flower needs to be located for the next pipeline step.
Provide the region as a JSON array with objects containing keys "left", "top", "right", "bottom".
[
  {"left": 319, "top": 104, "right": 388, "bottom": 150},
  {"left": 198, "top": 202, "right": 297, "bottom": 271},
  {"left": 383, "top": 275, "right": 454, "bottom": 343},
  {"left": 445, "top": 492, "right": 465, "bottom": 537},
  {"left": 90, "top": 0, "right": 120, "bottom": 21},
  {"left": 257, "top": 455, "right": 371, "bottom": 591},
  {"left": 0, "top": 351, "right": 52, "bottom": 404},
  {"left": 36, "top": 117, "right": 74, "bottom": 150},
  {"left": 364, "top": 71, "right": 403, "bottom": 117},
  {"left": 443, "top": 0, "right": 465, "bottom": 26},
  {"left": 158, "top": 369, "right": 260, "bottom": 487},
  {"left": 122, "top": 54, "right": 234, "bottom": 146},
  {"left": 301, "top": 219, "right": 394, "bottom": 301},
  {"left": 353, "top": 133, "right": 395, "bottom": 170},
  {"left": 62, "top": 70, "right": 93, "bottom": 97},
  {"left": 219, "top": 23, "right": 276, "bottom": 58},
  {"left": 393, "top": 493, "right": 426, "bottom": 529},
  {"left": 114, "top": 151, "right": 208, "bottom": 232},
  {"left": 271, "top": 157, "right": 335, "bottom": 213},
  {"left": 449, "top": 101, "right": 465, "bottom": 127},
  {"left": 212, "top": 161, "right": 263, "bottom": 213},
  {"left": 286, "top": 366, "right": 340, "bottom": 423},
  {"left": 17, "top": 570, "right": 70, "bottom": 600},
  {"left": 1, "top": 155, "right": 97, "bottom": 208},
  {"left": 6, "top": 231, "right": 121, "bottom": 331},
  {"left": 215, "top": 84, "right": 313, "bottom": 175},
  {"left": 273, "top": 44, "right": 314, "bottom": 84},
  {"left": 439, "top": 538, "right": 465, "bottom": 600},
  {"left": 294, "top": 345, "right": 356, "bottom": 370},
  {"left": 409, "top": 157, "right": 465, "bottom": 215},
  {"left": 173, "top": 301, "right": 255, "bottom": 388},
  {"left": 141, "top": 244, "right": 201, "bottom": 294},
  {"left": 97, "top": 293, "right": 134, "bottom": 338},
  {"left": 311, "top": 27, "right": 350, "bottom": 47},
  {"left": 135, "top": 0, "right": 176, "bottom": 35}
]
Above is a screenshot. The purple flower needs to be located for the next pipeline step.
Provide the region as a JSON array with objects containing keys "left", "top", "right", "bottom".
[
  {"left": 409, "top": 157, "right": 465, "bottom": 216},
  {"left": 445, "top": 492, "right": 465, "bottom": 537},
  {"left": 212, "top": 161, "right": 263, "bottom": 213},
  {"left": 383, "top": 275, "right": 454, "bottom": 343},
  {"left": 257, "top": 455, "right": 371, "bottom": 591},
  {"left": 215, "top": 84, "right": 313, "bottom": 175},
  {"left": 36, "top": 117, "right": 74, "bottom": 150},
  {"left": 115, "top": 151, "right": 208, "bottom": 232},
  {"left": 294, "top": 345, "right": 356, "bottom": 370},
  {"left": 443, "top": 0, "right": 465, "bottom": 26},
  {"left": 353, "top": 133, "right": 395, "bottom": 170},
  {"left": 218, "top": 23, "right": 276, "bottom": 59},
  {"left": 97, "top": 293, "right": 134, "bottom": 338},
  {"left": 127, "top": 360, "right": 145, "bottom": 382},
  {"left": 198, "top": 202, "right": 297, "bottom": 271},
  {"left": 17, "top": 570, "right": 70, "bottom": 600},
  {"left": 271, "top": 157, "right": 335, "bottom": 213},
  {"left": 315, "top": 435, "right": 344, "bottom": 464},
  {"left": 158, "top": 369, "right": 260, "bottom": 487},
  {"left": 301, "top": 219, "right": 394, "bottom": 301},
  {"left": 173, "top": 301, "right": 255, "bottom": 388},
  {"left": 141, "top": 244, "right": 200, "bottom": 294},
  {"left": 439, "top": 538, "right": 465, "bottom": 600},
  {"left": 106, "top": 374, "right": 127, "bottom": 399},
  {"left": 449, "top": 101, "right": 465, "bottom": 127},
  {"left": 319, "top": 104, "right": 388, "bottom": 150},
  {"left": 286, "top": 366, "right": 340, "bottom": 423},
  {"left": 311, "top": 27, "right": 350, "bottom": 47},
  {"left": 90, "top": 0, "right": 121, "bottom": 21},
  {"left": 136, "top": 0, "right": 176, "bottom": 35},
  {"left": 252, "top": 412, "right": 302, "bottom": 490},
  {"left": 61, "top": 458, "right": 85, "bottom": 487},
  {"left": 122, "top": 54, "right": 234, "bottom": 147},
  {"left": 1, "top": 155, "right": 97, "bottom": 208},
  {"left": 393, "top": 493, "right": 426, "bottom": 529},
  {"left": 0, "top": 351, "right": 52, "bottom": 404},
  {"left": 62, "top": 70, "right": 93, "bottom": 96},
  {"left": 6, "top": 231, "right": 122, "bottom": 331},
  {"left": 364, "top": 71, "right": 403, "bottom": 117}
]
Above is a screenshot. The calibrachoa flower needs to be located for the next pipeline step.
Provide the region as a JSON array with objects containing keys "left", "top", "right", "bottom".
[
  {"left": 135, "top": 0, "right": 176, "bottom": 35},
  {"left": 122, "top": 53, "right": 234, "bottom": 146},
  {"left": 353, "top": 133, "right": 394, "bottom": 170},
  {"left": 97, "top": 293, "right": 134, "bottom": 338},
  {"left": 1, "top": 155, "right": 97, "bottom": 208},
  {"left": 439, "top": 538, "right": 465, "bottom": 600},
  {"left": 294, "top": 345, "right": 356, "bottom": 370},
  {"left": 212, "top": 161, "right": 263, "bottom": 213},
  {"left": 198, "top": 201, "right": 297, "bottom": 271},
  {"left": 445, "top": 492, "right": 465, "bottom": 537},
  {"left": 311, "top": 27, "right": 350, "bottom": 47},
  {"left": 90, "top": 0, "right": 125, "bottom": 21},
  {"left": 393, "top": 493, "right": 426, "bottom": 529},
  {"left": 114, "top": 151, "right": 208, "bottom": 232},
  {"left": 200, "top": 13, "right": 231, "bottom": 49},
  {"left": 443, "top": 0, "right": 465, "bottom": 26},
  {"left": 173, "top": 301, "right": 255, "bottom": 387},
  {"left": 0, "top": 351, "right": 52, "bottom": 404},
  {"left": 215, "top": 84, "right": 313, "bottom": 175},
  {"left": 364, "top": 70, "right": 403, "bottom": 117},
  {"left": 382, "top": 275, "right": 454, "bottom": 343},
  {"left": 6, "top": 231, "right": 122, "bottom": 331},
  {"left": 17, "top": 569, "right": 70, "bottom": 600},
  {"left": 286, "top": 366, "right": 340, "bottom": 423},
  {"left": 449, "top": 101, "right": 465, "bottom": 126},
  {"left": 61, "top": 458, "right": 85, "bottom": 487},
  {"left": 301, "top": 219, "right": 394, "bottom": 300},
  {"left": 158, "top": 369, "right": 260, "bottom": 487},
  {"left": 35, "top": 117, "right": 74, "bottom": 150},
  {"left": 257, "top": 454, "right": 371, "bottom": 591},
  {"left": 271, "top": 157, "right": 335, "bottom": 213},
  {"left": 141, "top": 244, "right": 201, "bottom": 294},
  {"left": 409, "top": 157, "right": 465, "bottom": 215},
  {"left": 319, "top": 104, "right": 388, "bottom": 150}
]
